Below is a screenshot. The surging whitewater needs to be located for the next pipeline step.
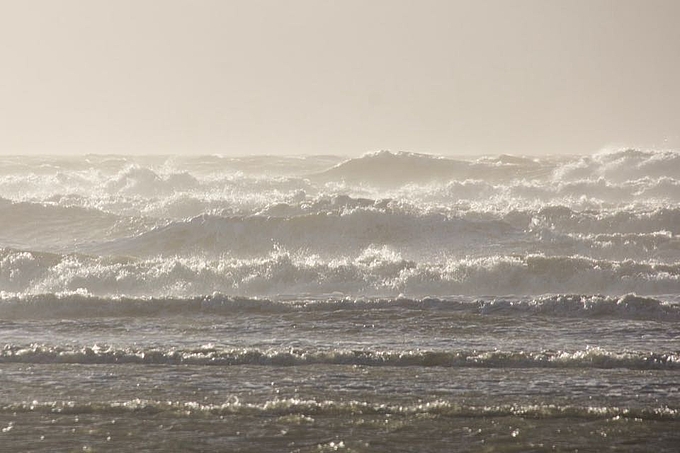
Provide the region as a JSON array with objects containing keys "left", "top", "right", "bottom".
[
  {"left": 1, "top": 149, "right": 679, "bottom": 451},
  {"left": 1, "top": 149, "right": 679, "bottom": 299}
]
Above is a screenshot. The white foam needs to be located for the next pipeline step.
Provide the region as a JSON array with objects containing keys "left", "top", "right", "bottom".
[
  {"left": 1, "top": 151, "right": 680, "bottom": 299},
  {"left": 2, "top": 343, "right": 678, "bottom": 370}
]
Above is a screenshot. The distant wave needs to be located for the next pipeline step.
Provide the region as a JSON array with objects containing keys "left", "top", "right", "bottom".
[
  {"left": 1, "top": 150, "right": 679, "bottom": 224},
  {"left": 83, "top": 201, "right": 680, "bottom": 260},
  {"left": 315, "top": 151, "right": 468, "bottom": 185},
  {"left": 315, "top": 148, "right": 680, "bottom": 186},
  {"left": 102, "top": 165, "right": 199, "bottom": 196},
  {"left": 1, "top": 195, "right": 678, "bottom": 260},
  {"left": 554, "top": 148, "right": 680, "bottom": 183},
  {"left": 0, "top": 200, "right": 151, "bottom": 251},
  {"left": 509, "top": 205, "right": 680, "bottom": 235},
  {"left": 2, "top": 174, "right": 677, "bottom": 222},
  {"left": 89, "top": 208, "right": 515, "bottom": 257},
  {"left": 2, "top": 149, "right": 678, "bottom": 194},
  {"left": 314, "top": 150, "right": 552, "bottom": 186},
  {"left": 1, "top": 292, "right": 678, "bottom": 321}
]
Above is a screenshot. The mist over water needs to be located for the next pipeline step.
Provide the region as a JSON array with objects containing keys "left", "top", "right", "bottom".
[{"left": 1, "top": 150, "right": 679, "bottom": 451}]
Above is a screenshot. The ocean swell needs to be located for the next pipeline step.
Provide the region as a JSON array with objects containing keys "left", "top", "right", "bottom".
[{"left": 1, "top": 292, "right": 678, "bottom": 321}]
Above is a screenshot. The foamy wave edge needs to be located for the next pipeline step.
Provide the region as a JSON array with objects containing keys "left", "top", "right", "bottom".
[
  {"left": 2, "top": 398, "right": 677, "bottom": 421},
  {"left": 2, "top": 345, "right": 678, "bottom": 370}
]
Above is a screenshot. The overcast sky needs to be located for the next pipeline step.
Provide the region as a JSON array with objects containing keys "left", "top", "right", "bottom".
[{"left": 1, "top": 0, "right": 679, "bottom": 155}]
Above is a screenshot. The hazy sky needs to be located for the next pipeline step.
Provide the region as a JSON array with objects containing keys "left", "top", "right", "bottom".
[{"left": 1, "top": 0, "right": 679, "bottom": 155}]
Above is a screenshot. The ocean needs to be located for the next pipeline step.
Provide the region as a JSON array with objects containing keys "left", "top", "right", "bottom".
[{"left": 0, "top": 149, "right": 678, "bottom": 451}]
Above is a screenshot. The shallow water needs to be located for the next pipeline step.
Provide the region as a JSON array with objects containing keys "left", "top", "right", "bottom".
[{"left": 1, "top": 150, "right": 679, "bottom": 451}]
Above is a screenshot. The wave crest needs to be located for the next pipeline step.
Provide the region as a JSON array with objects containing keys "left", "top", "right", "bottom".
[
  {"left": 1, "top": 344, "right": 677, "bottom": 370},
  {"left": 1, "top": 291, "right": 677, "bottom": 321}
]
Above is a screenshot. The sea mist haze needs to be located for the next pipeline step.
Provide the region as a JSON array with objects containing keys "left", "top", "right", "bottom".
[{"left": 1, "top": 149, "right": 679, "bottom": 451}]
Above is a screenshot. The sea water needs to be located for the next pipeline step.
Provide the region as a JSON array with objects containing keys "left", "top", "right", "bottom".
[{"left": 0, "top": 150, "right": 679, "bottom": 451}]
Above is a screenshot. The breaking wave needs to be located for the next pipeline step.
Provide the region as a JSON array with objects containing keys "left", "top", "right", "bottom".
[
  {"left": 90, "top": 208, "right": 515, "bottom": 257},
  {"left": 1, "top": 150, "right": 679, "bottom": 299},
  {"left": 2, "top": 398, "right": 677, "bottom": 421},
  {"left": 554, "top": 148, "right": 680, "bottom": 183},
  {"left": 1, "top": 343, "right": 678, "bottom": 370},
  {"left": 1, "top": 292, "right": 678, "bottom": 321},
  {"left": 2, "top": 246, "right": 679, "bottom": 297}
]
